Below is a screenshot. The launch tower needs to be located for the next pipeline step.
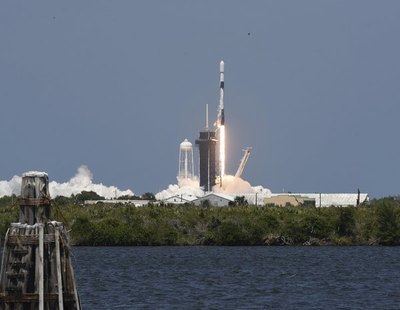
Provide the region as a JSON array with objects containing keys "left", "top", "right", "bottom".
[{"left": 196, "top": 105, "right": 217, "bottom": 192}]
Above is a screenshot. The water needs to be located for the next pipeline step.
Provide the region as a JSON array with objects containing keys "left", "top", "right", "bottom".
[{"left": 73, "top": 246, "right": 400, "bottom": 309}]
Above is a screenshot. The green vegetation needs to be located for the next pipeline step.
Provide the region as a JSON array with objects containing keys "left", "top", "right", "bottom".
[
  {"left": 1, "top": 195, "right": 400, "bottom": 246},
  {"left": 0, "top": 195, "right": 18, "bottom": 241}
]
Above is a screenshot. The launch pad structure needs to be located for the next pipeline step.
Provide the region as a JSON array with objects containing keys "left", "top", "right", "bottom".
[{"left": 195, "top": 129, "right": 217, "bottom": 192}]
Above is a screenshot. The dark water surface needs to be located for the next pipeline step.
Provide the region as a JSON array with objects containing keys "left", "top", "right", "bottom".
[{"left": 73, "top": 246, "right": 400, "bottom": 309}]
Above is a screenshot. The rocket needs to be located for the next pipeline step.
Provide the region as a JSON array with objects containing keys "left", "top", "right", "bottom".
[{"left": 218, "top": 60, "right": 225, "bottom": 125}]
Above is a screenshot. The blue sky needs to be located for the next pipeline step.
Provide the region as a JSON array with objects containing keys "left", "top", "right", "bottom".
[{"left": 1, "top": 1, "right": 400, "bottom": 198}]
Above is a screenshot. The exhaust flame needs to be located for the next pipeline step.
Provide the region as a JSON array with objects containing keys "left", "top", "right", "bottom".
[{"left": 219, "top": 124, "right": 225, "bottom": 181}]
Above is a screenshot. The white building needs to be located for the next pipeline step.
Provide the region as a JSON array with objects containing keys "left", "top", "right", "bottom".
[
  {"left": 267, "top": 193, "right": 369, "bottom": 207},
  {"left": 162, "top": 194, "right": 197, "bottom": 204},
  {"left": 192, "top": 193, "right": 234, "bottom": 207}
]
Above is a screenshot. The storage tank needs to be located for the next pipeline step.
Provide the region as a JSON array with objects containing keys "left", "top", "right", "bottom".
[{"left": 178, "top": 139, "right": 195, "bottom": 180}]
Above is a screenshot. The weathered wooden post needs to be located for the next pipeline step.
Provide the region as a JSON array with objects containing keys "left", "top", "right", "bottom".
[{"left": 0, "top": 172, "right": 81, "bottom": 309}]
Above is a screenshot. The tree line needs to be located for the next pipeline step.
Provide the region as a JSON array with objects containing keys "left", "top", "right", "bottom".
[{"left": 0, "top": 195, "right": 399, "bottom": 246}]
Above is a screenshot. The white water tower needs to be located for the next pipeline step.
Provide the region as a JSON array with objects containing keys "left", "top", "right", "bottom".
[{"left": 178, "top": 139, "right": 194, "bottom": 179}]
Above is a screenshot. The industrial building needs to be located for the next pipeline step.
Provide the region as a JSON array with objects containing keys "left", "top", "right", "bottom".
[
  {"left": 265, "top": 193, "right": 369, "bottom": 207},
  {"left": 84, "top": 199, "right": 151, "bottom": 207},
  {"left": 192, "top": 193, "right": 234, "bottom": 207},
  {"left": 162, "top": 194, "right": 197, "bottom": 204},
  {"left": 264, "top": 195, "right": 315, "bottom": 207}
]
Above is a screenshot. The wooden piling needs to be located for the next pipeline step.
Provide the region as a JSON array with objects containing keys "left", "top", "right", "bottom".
[
  {"left": 55, "top": 229, "right": 64, "bottom": 310},
  {"left": 0, "top": 172, "right": 81, "bottom": 309}
]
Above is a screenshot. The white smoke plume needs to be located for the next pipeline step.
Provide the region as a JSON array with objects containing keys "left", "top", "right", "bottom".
[
  {"left": 0, "top": 175, "right": 21, "bottom": 197},
  {"left": 213, "top": 175, "right": 272, "bottom": 204},
  {"left": 0, "top": 165, "right": 134, "bottom": 199},
  {"left": 156, "top": 174, "right": 271, "bottom": 205},
  {"left": 155, "top": 177, "right": 204, "bottom": 201},
  {"left": 213, "top": 175, "right": 255, "bottom": 194}
]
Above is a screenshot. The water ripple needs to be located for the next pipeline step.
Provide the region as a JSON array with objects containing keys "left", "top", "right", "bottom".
[{"left": 72, "top": 246, "right": 400, "bottom": 309}]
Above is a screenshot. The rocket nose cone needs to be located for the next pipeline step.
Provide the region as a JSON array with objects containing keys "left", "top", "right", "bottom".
[{"left": 220, "top": 60, "right": 224, "bottom": 72}]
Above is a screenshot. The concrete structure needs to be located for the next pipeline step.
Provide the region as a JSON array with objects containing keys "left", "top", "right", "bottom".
[{"left": 192, "top": 193, "right": 234, "bottom": 207}]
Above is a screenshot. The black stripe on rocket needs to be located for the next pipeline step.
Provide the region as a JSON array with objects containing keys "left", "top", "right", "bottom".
[{"left": 220, "top": 81, "right": 225, "bottom": 125}]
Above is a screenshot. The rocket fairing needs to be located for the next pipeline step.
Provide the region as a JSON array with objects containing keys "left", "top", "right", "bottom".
[{"left": 218, "top": 60, "right": 225, "bottom": 125}]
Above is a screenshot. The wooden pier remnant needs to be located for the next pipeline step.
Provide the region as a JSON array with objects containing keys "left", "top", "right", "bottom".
[{"left": 0, "top": 172, "right": 81, "bottom": 310}]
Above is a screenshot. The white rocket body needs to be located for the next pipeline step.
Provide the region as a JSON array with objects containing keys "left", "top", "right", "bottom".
[{"left": 218, "top": 60, "right": 225, "bottom": 125}]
